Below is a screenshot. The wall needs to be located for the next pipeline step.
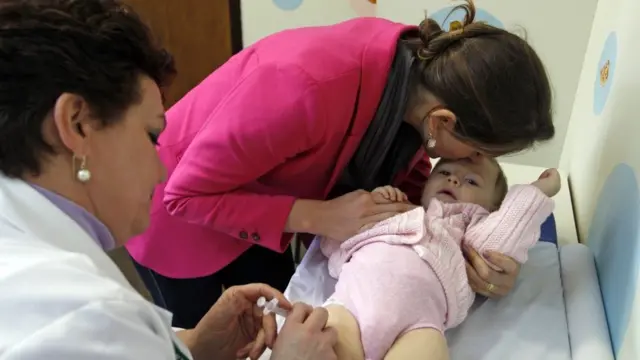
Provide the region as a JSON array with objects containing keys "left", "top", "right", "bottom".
[
  {"left": 241, "top": 0, "right": 374, "bottom": 46},
  {"left": 558, "top": 0, "right": 640, "bottom": 357},
  {"left": 240, "top": 0, "right": 598, "bottom": 168},
  {"left": 559, "top": 0, "right": 627, "bottom": 240}
]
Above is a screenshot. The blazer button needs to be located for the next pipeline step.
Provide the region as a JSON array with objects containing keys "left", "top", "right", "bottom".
[
  {"left": 251, "top": 233, "right": 261, "bottom": 242},
  {"left": 239, "top": 231, "right": 249, "bottom": 240}
]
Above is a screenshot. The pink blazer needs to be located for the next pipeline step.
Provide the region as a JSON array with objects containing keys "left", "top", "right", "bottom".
[{"left": 126, "top": 18, "right": 432, "bottom": 278}]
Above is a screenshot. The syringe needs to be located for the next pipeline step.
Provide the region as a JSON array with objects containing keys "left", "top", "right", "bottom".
[{"left": 256, "top": 296, "right": 289, "bottom": 317}]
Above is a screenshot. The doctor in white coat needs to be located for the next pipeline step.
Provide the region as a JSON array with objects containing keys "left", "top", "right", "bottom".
[{"left": 0, "top": 1, "right": 337, "bottom": 359}]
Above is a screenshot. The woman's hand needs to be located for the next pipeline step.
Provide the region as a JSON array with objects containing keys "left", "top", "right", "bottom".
[
  {"left": 315, "top": 190, "right": 415, "bottom": 241},
  {"left": 270, "top": 303, "right": 338, "bottom": 360},
  {"left": 463, "top": 246, "right": 521, "bottom": 298},
  {"left": 186, "top": 284, "right": 290, "bottom": 360}
]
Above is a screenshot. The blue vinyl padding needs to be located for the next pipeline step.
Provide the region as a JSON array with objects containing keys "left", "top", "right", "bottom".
[{"left": 539, "top": 214, "right": 558, "bottom": 245}]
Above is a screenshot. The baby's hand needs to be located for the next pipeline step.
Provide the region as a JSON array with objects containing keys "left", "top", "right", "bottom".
[
  {"left": 371, "top": 185, "right": 409, "bottom": 204},
  {"left": 531, "top": 168, "right": 561, "bottom": 197}
]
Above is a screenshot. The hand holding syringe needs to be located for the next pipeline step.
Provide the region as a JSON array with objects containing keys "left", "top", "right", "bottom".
[{"left": 257, "top": 296, "right": 289, "bottom": 317}]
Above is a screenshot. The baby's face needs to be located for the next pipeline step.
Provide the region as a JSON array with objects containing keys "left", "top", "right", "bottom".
[{"left": 422, "top": 158, "right": 500, "bottom": 210}]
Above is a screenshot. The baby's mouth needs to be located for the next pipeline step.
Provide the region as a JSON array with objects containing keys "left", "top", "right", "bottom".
[{"left": 437, "top": 189, "right": 457, "bottom": 200}]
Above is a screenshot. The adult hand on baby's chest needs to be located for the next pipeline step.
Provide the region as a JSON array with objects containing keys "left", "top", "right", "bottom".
[{"left": 316, "top": 190, "right": 415, "bottom": 241}]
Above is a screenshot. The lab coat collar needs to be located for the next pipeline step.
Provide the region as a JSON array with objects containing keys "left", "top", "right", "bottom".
[{"left": 0, "top": 175, "right": 134, "bottom": 292}]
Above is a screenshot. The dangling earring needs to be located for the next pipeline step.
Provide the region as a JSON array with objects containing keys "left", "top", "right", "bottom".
[
  {"left": 73, "top": 155, "right": 91, "bottom": 183},
  {"left": 427, "top": 134, "right": 437, "bottom": 148}
]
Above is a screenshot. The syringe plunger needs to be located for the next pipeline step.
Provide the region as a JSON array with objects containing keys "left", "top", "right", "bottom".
[{"left": 256, "top": 296, "right": 288, "bottom": 317}]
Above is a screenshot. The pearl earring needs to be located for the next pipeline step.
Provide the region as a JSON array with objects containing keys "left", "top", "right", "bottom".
[
  {"left": 74, "top": 155, "right": 91, "bottom": 183},
  {"left": 426, "top": 134, "right": 436, "bottom": 149}
]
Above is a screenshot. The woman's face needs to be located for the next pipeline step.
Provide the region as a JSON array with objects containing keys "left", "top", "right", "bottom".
[
  {"left": 69, "top": 77, "right": 167, "bottom": 245},
  {"left": 86, "top": 77, "right": 167, "bottom": 244}
]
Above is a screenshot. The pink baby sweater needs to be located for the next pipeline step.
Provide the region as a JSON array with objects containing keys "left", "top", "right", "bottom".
[{"left": 321, "top": 184, "right": 555, "bottom": 329}]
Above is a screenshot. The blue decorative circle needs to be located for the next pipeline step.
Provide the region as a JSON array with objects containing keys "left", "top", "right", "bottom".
[
  {"left": 587, "top": 163, "right": 640, "bottom": 355},
  {"left": 273, "top": 0, "right": 303, "bottom": 11},
  {"left": 593, "top": 32, "right": 617, "bottom": 115},
  {"left": 430, "top": 6, "right": 503, "bottom": 29}
]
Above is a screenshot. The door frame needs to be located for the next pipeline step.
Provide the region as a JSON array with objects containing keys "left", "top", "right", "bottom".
[{"left": 229, "top": 0, "right": 243, "bottom": 54}]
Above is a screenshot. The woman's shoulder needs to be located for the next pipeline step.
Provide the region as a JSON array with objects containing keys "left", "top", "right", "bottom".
[
  {"left": 249, "top": 18, "right": 410, "bottom": 83},
  {"left": 0, "top": 237, "right": 175, "bottom": 358}
]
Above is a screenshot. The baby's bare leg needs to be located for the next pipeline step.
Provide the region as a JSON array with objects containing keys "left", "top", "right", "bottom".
[
  {"left": 384, "top": 328, "right": 449, "bottom": 360},
  {"left": 326, "top": 305, "right": 365, "bottom": 360}
]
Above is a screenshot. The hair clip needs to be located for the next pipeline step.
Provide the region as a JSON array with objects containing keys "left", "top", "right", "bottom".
[
  {"left": 416, "top": 48, "right": 428, "bottom": 61},
  {"left": 449, "top": 20, "right": 463, "bottom": 34}
]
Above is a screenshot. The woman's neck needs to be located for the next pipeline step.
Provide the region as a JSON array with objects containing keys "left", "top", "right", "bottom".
[{"left": 23, "top": 159, "right": 96, "bottom": 219}]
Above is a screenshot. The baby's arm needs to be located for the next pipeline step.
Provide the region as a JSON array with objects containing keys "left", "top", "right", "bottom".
[{"left": 464, "top": 180, "right": 556, "bottom": 264}]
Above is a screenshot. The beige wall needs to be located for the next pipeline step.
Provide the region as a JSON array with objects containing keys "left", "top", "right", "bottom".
[{"left": 558, "top": 0, "right": 632, "bottom": 241}]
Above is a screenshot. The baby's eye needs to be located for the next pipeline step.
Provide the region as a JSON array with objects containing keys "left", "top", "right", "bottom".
[
  {"left": 465, "top": 178, "right": 478, "bottom": 186},
  {"left": 439, "top": 170, "right": 451, "bottom": 176}
]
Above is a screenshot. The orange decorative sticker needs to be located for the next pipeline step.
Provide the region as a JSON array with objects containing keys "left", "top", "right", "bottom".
[
  {"left": 593, "top": 32, "right": 616, "bottom": 115},
  {"left": 600, "top": 60, "right": 610, "bottom": 87}
]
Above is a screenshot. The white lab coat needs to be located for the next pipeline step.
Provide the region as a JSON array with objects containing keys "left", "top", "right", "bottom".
[{"left": 0, "top": 175, "right": 192, "bottom": 360}]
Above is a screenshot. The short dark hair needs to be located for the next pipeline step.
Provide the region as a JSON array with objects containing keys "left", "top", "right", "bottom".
[
  {"left": 0, "top": 0, "right": 176, "bottom": 177},
  {"left": 405, "top": 0, "right": 554, "bottom": 155}
]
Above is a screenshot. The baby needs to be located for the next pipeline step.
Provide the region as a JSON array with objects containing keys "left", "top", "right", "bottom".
[{"left": 320, "top": 157, "right": 560, "bottom": 360}]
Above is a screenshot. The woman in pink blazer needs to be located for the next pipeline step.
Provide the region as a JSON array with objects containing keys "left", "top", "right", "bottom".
[{"left": 127, "top": 1, "right": 554, "bottom": 329}]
